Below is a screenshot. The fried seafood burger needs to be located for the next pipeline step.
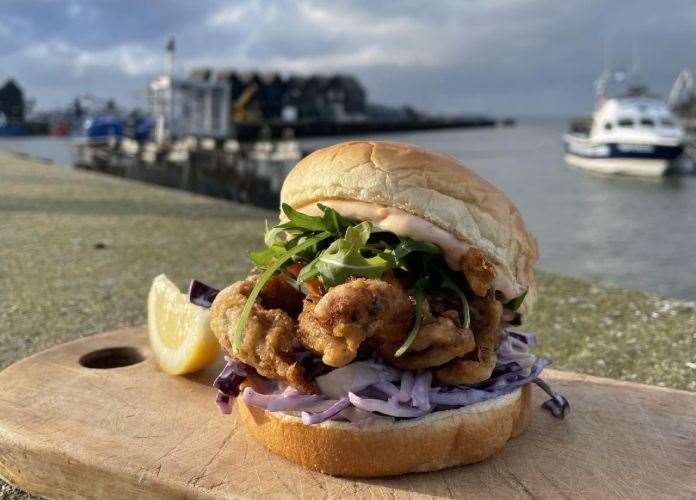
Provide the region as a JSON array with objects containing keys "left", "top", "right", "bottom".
[{"left": 189, "top": 141, "right": 568, "bottom": 477}]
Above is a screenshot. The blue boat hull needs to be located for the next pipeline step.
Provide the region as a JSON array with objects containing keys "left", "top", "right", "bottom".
[
  {"left": 563, "top": 135, "right": 683, "bottom": 176},
  {"left": 564, "top": 140, "right": 683, "bottom": 160}
]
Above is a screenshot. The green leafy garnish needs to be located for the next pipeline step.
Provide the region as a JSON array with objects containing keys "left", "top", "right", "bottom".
[
  {"left": 249, "top": 244, "right": 285, "bottom": 267},
  {"left": 301, "top": 222, "right": 395, "bottom": 287},
  {"left": 393, "top": 238, "right": 441, "bottom": 260},
  {"left": 394, "top": 279, "right": 427, "bottom": 357},
  {"left": 233, "top": 232, "right": 331, "bottom": 352},
  {"left": 439, "top": 271, "right": 471, "bottom": 329},
  {"left": 505, "top": 289, "right": 527, "bottom": 311},
  {"left": 276, "top": 203, "right": 356, "bottom": 234},
  {"left": 279, "top": 204, "right": 328, "bottom": 232},
  {"left": 241, "top": 204, "right": 482, "bottom": 355}
]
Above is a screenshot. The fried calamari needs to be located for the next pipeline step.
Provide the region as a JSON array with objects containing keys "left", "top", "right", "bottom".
[
  {"left": 436, "top": 294, "right": 503, "bottom": 384},
  {"left": 297, "top": 278, "right": 414, "bottom": 367},
  {"left": 210, "top": 275, "right": 315, "bottom": 393}
]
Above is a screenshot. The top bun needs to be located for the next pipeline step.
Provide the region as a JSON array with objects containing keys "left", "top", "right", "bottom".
[{"left": 280, "top": 141, "right": 539, "bottom": 314}]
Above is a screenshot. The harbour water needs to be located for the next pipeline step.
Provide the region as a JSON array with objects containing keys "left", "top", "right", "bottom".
[
  {"left": 0, "top": 136, "right": 74, "bottom": 167},
  {"left": 2, "top": 119, "right": 695, "bottom": 300}
]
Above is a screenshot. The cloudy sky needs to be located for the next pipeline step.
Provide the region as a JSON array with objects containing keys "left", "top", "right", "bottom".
[{"left": 3, "top": 0, "right": 696, "bottom": 117}]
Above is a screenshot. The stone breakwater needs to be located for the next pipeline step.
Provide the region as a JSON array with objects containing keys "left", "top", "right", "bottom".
[{"left": 1, "top": 150, "right": 695, "bottom": 497}]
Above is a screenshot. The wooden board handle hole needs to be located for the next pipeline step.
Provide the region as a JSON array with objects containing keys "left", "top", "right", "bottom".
[{"left": 79, "top": 347, "right": 145, "bottom": 369}]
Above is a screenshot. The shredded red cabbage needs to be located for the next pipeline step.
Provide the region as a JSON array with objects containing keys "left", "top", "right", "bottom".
[
  {"left": 348, "top": 392, "right": 431, "bottom": 418},
  {"left": 411, "top": 371, "right": 433, "bottom": 410},
  {"left": 506, "top": 328, "right": 537, "bottom": 347},
  {"left": 301, "top": 398, "right": 351, "bottom": 424},
  {"left": 533, "top": 378, "right": 570, "bottom": 418},
  {"left": 212, "top": 329, "right": 569, "bottom": 424},
  {"left": 188, "top": 279, "right": 220, "bottom": 308},
  {"left": 213, "top": 356, "right": 248, "bottom": 414}
]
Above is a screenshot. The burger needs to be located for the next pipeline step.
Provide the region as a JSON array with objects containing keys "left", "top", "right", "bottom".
[{"left": 188, "top": 141, "right": 568, "bottom": 477}]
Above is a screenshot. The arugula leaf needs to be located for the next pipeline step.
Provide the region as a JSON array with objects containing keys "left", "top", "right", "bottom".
[
  {"left": 233, "top": 232, "right": 332, "bottom": 352},
  {"left": 394, "top": 279, "right": 427, "bottom": 357},
  {"left": 263, "top": 226, "right": 284, "bottom": 248},
  {"left": 281, "top": 203, "right": 327, "bottom": 231},
  {"left": 312, "top": 222, "right": 395, "bottom": 287},
  {"left": 505, "top": 289, "right": 527, "bottom": 311},
  {"left": 393, "top": 238, "right": 442, "bottom": 261},
  {"left": 317, "top": 204, "right": 355, "bottom": 234},
  {"left": 249, "top": 244, "right": 286, "bottom": 267},
  {"left": 439, "top": 271, "right": 471, "bottom": 328}
]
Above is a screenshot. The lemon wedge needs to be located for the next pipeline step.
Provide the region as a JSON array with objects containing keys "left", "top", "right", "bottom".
[{"left": 147, "top": 274, "right": 220, "bottom": 375}]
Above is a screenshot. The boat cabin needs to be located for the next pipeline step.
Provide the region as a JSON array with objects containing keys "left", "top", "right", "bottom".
[{"left": 591, "top": 98, "right": 683, "bottom": 142}]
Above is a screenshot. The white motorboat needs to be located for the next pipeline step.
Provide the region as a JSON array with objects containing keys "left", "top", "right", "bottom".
[{"left": 564, "top": 69, "right": 685, "bottom": 177}]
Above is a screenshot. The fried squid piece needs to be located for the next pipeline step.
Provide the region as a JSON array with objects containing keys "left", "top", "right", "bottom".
[
  {"left": 210, "top": 275, "right": 315, "bottom": 393},
  {"left": 436, "top": 294, "right": 503, "bottom": 384},
  {"left": 297, "top": 278, "right": 413, "bottom": 367},
  {"left": 460, "top": 247, "right": 496, "bottom": 297},
  {"left": 389, "top": 310, "right": 477, "bottom": 370}
]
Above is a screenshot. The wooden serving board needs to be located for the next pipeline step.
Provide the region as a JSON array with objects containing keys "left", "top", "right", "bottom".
[{"left": 0, "top": 329, "right": 695, "bottom": 499}]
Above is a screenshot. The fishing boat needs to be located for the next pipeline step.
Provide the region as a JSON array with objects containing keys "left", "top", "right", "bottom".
[{"left": 564, "top": 70, "right": 685, "bottom": 177}]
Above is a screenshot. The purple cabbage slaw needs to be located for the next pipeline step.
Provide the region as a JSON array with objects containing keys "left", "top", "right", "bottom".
[
  {"left": 212, "top": 329, "right": 569, "bottom": 424},
  {"left": 188, "top": 279, "right": 220, "bottom": 308}
]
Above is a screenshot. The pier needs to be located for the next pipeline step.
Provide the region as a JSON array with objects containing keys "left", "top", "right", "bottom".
[{"left": 71, "top": 138, "right": 301, "bottom": 209}]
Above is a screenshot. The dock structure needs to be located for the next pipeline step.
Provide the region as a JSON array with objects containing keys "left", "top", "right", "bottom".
[{"left": 71, "top": 136, "right": 301, "bottom": 209}]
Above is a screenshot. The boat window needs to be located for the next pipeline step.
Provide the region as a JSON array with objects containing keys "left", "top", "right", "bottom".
[
  {"left": 640, "top": 118, "right": 655, "bottom": 127},
  {"left": 618, "top": 119, "right": 634, "bottom": 128},
  {"left": 604, "top": 122, "right": 613, "bottom": 130},
  {"left": 660, "top": 119, "right": 676, "bottom": 127}
]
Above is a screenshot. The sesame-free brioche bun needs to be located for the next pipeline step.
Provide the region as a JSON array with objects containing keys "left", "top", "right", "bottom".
[
  {"left": 280, "top": 140, "right": 539, "bottom": 314},
  {"left": 238, "top": 384, "right": 532, "bottom": 477}
]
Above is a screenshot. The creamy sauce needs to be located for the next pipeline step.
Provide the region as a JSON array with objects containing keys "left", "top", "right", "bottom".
[{"left": 297, "top": 200, "right": 520, "bottom": 299}]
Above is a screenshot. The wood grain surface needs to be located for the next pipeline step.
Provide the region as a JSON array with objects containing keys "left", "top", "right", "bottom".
[{"left": 0, "top": 328, "right": 694, "bottom": 499}]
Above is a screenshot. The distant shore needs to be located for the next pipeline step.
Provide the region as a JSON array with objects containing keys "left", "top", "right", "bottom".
[
  {"left": 0, "top": 115, "right": 502, "bottom": 143},
  {"left": 234, "top": 116, "right": 501, "bottom": 140}
]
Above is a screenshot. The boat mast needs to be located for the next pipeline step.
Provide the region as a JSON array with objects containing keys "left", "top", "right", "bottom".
[
  {"left": 630, "top": 39, "right": 640, "bottom": 77},
  {"left": 165, "top": 36, "right": 176, "bottom": 78},
  {"left": 594, "top": 39, "right": 612, "bottom": 105}
]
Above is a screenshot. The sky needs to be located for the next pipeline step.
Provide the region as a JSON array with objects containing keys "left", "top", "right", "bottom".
[{"left": 3, "top": 0, "right": 696, "bottom": 117}]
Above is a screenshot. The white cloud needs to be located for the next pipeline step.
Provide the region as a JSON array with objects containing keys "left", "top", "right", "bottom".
[
  {"left": 296, "top": 1, "right": 419, "bottom": 37},
  {"left": 23, "top": 41, "right": 161, "bottom": 77},
  {"left": 67, "top": 1, "right": 83, "bottom": 18},
  {"left": 200, "top": 0, "right": 448, "bottom": 73},
  {"left": 5, "top": 0, "right": 696, "bottom": 114},
  {"left": 264, "top": 44, "right": 440, "bottom": 71},
  {"left": 206, "top": 0, "right": 269, "bottom": 26},
  {"left": 0, "top": 20, "right": 11, "bottom": 38},
  {"left": 75, "top": 45, "right": 161, "bottom": 76}
]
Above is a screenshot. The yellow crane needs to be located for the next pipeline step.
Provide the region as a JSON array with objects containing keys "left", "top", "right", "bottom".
[{"left": 232, "top": 83, "right": 261, "bottom": 123}]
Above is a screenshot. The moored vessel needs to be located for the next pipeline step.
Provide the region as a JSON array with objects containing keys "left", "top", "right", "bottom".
[{"left": 564, "top": 70, "right": 684, "bottom": 177}]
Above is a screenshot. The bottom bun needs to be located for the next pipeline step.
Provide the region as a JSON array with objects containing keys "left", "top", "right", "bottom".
[{"left": 237, "top": 384, "right": 533, "bottom": 477}]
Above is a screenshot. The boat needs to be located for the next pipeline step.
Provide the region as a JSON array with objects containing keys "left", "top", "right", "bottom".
[{"left": 564, "top": 71, "right": 685, "bottom": 177}]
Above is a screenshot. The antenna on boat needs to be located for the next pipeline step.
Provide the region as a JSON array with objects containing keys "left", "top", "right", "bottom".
[
  {"left": 165, "top": 36, "right": 176, "bottom": 77},
  {"left": 596, "top": 37, "right": 612, "bottom": 98},
  {"left": 631, "top": 39, "right": 640, "bottom": 76},
  {"left": 603, "top": 39, "right": 612, "bottom": 75}
]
